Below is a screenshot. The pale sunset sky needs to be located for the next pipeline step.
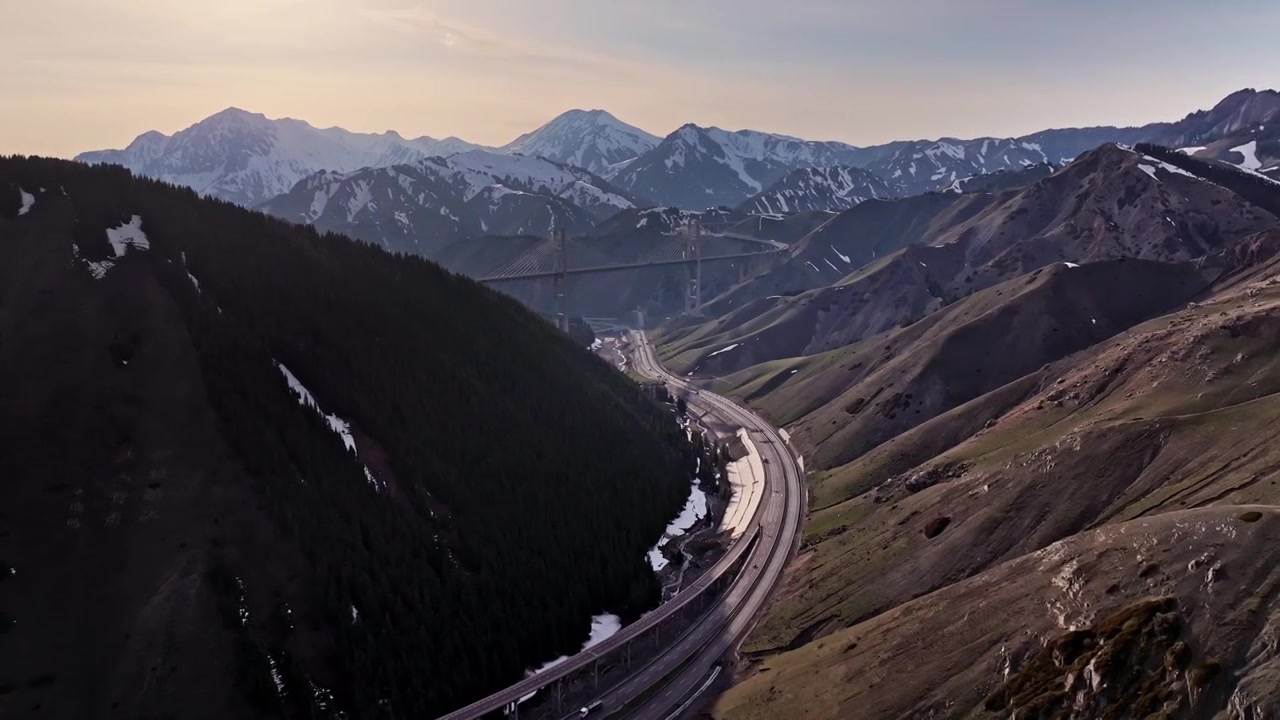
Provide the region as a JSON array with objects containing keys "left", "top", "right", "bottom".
[{"left": 3, "top": 0, "right": 1278, "bottom": 157}]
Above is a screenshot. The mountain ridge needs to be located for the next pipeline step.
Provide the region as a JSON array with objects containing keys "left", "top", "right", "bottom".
[
  {"left": 658, "top": 143, "right": 1279, "bottom": 377},
  {"left": 78, "top": 88, "right": 1277, "bottom": 214},
  {"left": 76, "top": 107, "right": 485, "bottom": 206},
  {"left": 739, "top": 165, "right": 895, "bottom": 215},
  {"left": 258, "top": 149, "right": 638, "bottom": 256}
]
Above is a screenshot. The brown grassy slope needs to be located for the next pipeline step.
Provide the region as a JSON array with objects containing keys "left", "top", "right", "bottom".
[
  {"left": 693, "top": 192, "right": 998, "bottom": 319},
  {"left": 720, "top": 259, "right": 1215, "bottom": 492},
  {"left": 715, "top": 506, "right": 1280, "bottom": 719},
  {"left": 657, "top": 242, "right": 966, "bottom": 377},
  {"left": 742, "top": 259, "right": 1280, "bottom": 657},
  {"left": 783, "top": 229, "right": 1280, "bottom": 509},
  {"left": 0, "top": 192, "right": 310, "bottom": 718},
  {"left": 661, "top": 145, "right": 1277, "bottom": 376}
]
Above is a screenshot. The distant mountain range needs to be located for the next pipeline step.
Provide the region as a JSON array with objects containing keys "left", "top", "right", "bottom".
[
  {"left": 601, "top": 124, "right": 884, "bottom": 209},
  {"left": 258, "top": 150, "right": 636, "bottom": 256},
  {"left": 77, "top": 89, "right": 1280, "bottom": 234},
  {"left": 663, "top": 141, "right": 1280, "bottom": 376},
  {"left": 75, "top": 108, "right": 482, "bottom": 206}
]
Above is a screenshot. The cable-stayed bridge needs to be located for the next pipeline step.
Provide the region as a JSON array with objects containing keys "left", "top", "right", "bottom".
[{"left": 477, "top": 220, "right": 785, "bottom": 328}]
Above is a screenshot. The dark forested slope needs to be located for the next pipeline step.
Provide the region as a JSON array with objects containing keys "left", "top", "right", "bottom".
[{"left": 0, "top": 157, "right": 710, "bottom": 718}]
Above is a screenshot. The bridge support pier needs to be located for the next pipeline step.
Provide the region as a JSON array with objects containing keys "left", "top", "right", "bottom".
[
  {"left": 683, "top": 220, "right": 702, "bottom": 313},
  {"left": 553, "top": 228, "right": 569, "bottom": 332}
]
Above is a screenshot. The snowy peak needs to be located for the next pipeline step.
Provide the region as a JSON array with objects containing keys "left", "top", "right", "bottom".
[
  {"left": 740, "top": 166, "right": 894, "bottom": 215},
  {"left": 202, "top": 106, "right": 270, "bottom": 127},
  {"left": 75, "top": 108, "right": 483, "bottom": 206},
  {"left": 500, "top": 109, "right": 659, "bottom": 174}
]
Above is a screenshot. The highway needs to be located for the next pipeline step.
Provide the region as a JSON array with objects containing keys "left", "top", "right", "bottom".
[
  {"left": 620, "top": 331, "right": 804, "bottom": 719},
  {"left": 436, "top": 331, "right": 802, "bottom": 720}
]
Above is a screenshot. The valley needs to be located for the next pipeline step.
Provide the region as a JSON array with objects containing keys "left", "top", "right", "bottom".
[{"left": 8, "top": 41, "right": 1280, "bottom": 720}]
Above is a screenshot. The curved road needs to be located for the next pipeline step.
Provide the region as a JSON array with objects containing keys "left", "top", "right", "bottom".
[
  {"left": 622, "top": 331, "right": 804, "bottom": 719},
  {"left": 436, "top": 331, "right": 802, "bottom": 720}
]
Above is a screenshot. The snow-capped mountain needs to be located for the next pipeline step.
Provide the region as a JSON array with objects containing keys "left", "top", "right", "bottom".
[
  {"left": 601, "top": 121, "right": 1144, "bottom": 209},
  {"left": 500, "top": 109, "right": 659, "bottom": 175},
  {"left": 76, "top": 88, "right": 1278, "bottom": 217},
  {"left": 867, "top": 138, "right": 1058, "bottom": 196},
  {"left": 260, "top": 150, "right": 637, "bottom": 256},
  {"left": 739, "top": 166, "right": 894, "bottom": 214},
  {"left": 609, "top": 124, "right": 885, "bottom": 209},
  {"left": 76, "top": 108, "right": 483, "bottom": 206},
  {"left": 863, "top": 127, "right": 1164, "bottom": 197}
]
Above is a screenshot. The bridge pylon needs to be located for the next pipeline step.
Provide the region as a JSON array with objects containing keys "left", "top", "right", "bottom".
[
  {"left": 553, "top": 228, "right": 569, "bottom": 332},
  {"left": 683, "top": 220, "right": 702, "bottom": 313}
]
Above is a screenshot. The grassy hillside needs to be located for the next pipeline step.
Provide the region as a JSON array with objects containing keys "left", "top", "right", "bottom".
[
  {"left": 709, "top": 242, "right": 1280, "bottom": 716},
  {"left": 716, "top": 506, "right": 1280, "bottom": 718}
]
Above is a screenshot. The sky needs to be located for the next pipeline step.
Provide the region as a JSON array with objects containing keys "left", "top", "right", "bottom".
[{"left": 3, "top": 0, "right": 1278, "bottom": 158}]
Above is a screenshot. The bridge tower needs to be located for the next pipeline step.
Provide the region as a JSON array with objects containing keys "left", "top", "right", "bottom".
[
  {"left": 682, "top": 219, "right": 702, "bottom": 313},
  {"left": 553, "top": 228, "right": 570, "bottom": 332}
]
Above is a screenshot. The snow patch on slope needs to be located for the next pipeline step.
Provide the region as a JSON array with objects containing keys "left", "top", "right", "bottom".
[
  {"left": 106, "top": 215, "right": 150, "bottom": 256},
  {"left": 647, "top": 485, "right": 709, "bottom": 572},
  {"left": 1232, "top": 140, "right": 1261, "bottom": 171},
  {"left": 17, "top": 188, "right": 34, "bottom": 215},
  {"left": 72, "top": 215, "right": 151, "bottom": 280},
  {"left": 276, "top": 362, "right": 385, "bottom": 492},
  {"left": 527, "top": 613, "right": 623, "bottom": 677}
]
